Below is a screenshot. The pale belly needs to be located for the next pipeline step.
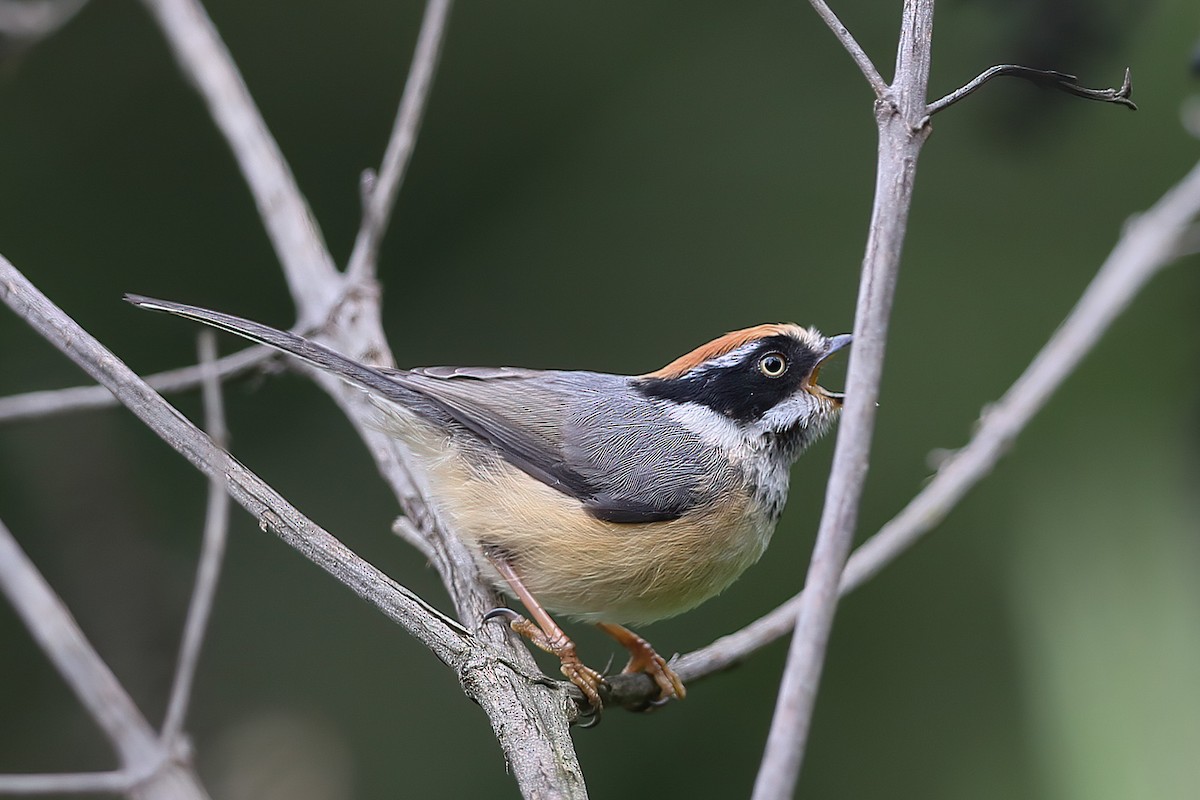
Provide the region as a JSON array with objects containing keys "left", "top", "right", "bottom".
[
  {"left": 425, "top": 447, "right": 777, "bottom": 625},
  {"left": 371, "top": 401, "right": 781, "bottom": 625}
]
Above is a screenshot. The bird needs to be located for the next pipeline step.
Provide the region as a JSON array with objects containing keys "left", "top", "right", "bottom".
[{"left": 126, "top": 294, "right": 850, "bottom": 711}]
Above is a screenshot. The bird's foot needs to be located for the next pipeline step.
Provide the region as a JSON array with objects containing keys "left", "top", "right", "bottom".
[
  {"left": 596, "top": 622, "right": 686, "bottom": 705},
  {"left": 482, "top": 607, "right": 608, "bottom": 713}
]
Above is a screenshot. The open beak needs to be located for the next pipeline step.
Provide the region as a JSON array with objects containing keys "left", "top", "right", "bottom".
[{"left": 804, "top": 333, "right": 852, "bottom": 405}]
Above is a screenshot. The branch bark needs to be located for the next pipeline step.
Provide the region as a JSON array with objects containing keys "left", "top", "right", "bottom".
[
  {"left": 0, "top": 512, "right": 207, "bottom": 799},
  {"left": 0, "top": 256, "right": 472, "bottom": 666},
  {"left": 346, "top": 0, "right": 453, "bottom": 283},
  {"left": 753, "top": 4, "right": 934, "bottom": 797},
  {"left": 160, "top": 331, "right": 230, "bottom": 746},
  {"left": 140, "top": 0, "right": 339, "bottom": 318},
  {"left": 604, "top": 155, "right": 1200, "bottom": 708},
  {"left": 0, "top": 345, "right": 271, "bottom": 424},
  {"left": 806, "top": 0, "right": 887, "bottom": 96},
  {"left": 140, "top": 0, "right": 590, "bottom": 793}
]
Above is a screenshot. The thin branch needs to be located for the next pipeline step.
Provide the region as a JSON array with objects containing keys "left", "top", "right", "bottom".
[
  {"left": 137, "top": 0, "right": 588, "bottom": 791},
  {"left": 139, "top": 0, "right": 341, "bottom": 318},
  {"left": 392, "top": 515, "right": 437, "bottom": 563},
  {"left": 0, "top": 255, "right": 472, "bottom": 669},
  {"left": 0, "top": 516, "right": 208, "bottom": 799},
  {"left": 604, "top": 156, "right": 1200, "bottom": 710},
  {"left": 806, "top": 0, "right": 887, "bottom": 97},
  {"left": 0, "top": 516, "right": 159, "bottom": 766},
  {"left": 3, "top": 254, "right": 585, "bottom": 798},
  {"left": 160, "top": 331, "right": 230, "bottom": 746},
  {"left": 753, "top": 3, "right": 935, "bottom": 798},
  {"left": 0, "top": 770, "right": 132, "bottom": 795},
  {"left": 842, "top": 158, "right": 1200, "bottom": 591},
  {"left": 0, "top": 344, "right": 271, "bottom": 425},
  {"left": 927, "top": 65, "right": 1136, "bottom": 117},
  {"left": 345, "top": 0, "right": 453, "bottom": 283}
]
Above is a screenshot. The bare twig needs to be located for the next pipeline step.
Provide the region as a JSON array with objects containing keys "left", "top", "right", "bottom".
[
  {"left": 0, "top": 0, "right": 86, "bottom": 44},
  {"left": 753, "top": 3, "right": 935, "bottom": 798},
  {"left": 5, "top": 255, "right": 584, "bottom": 796},
  {"left": 604, "top": 158, "right": 1200, "bottom": 709},
  {"left": 160, "top": 331, "right": 230, "bottom": 746},
  {"left": 0, "top": 255, "right": 472, "bottom": 668},
  {"left": 139, "top": 0, "right": 340, "bottom": 318},
  {"left": 843, "top": 158, "right": 1200, "bottom": 591},
  {"left": 392, "top": 515, "right": 437, "bottom": 563},
  {"left": 345, "top": 0, "right": 453, "bottom": 283},
  {"left": 137, "top": 0, "right": 588, "bottom": 792},
  {"left": 0, "top": 770, "right": 132, "bottom": 795},
  {"left": 806, "top": 0, "right": 887, "bottom": 97},
  {"left": 0, "top": 344, "right": 271, "bottom": 425},
  {"left": 0, "top": 516, "right": 208, "bottom": 799},
  {"left": 927, "top": 65, "right": 1136, "bottom": 116}
]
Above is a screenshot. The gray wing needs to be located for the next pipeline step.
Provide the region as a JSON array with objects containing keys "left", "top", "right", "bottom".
[{"left": 386, "top": 367, "right": 720, "bottom": 523}]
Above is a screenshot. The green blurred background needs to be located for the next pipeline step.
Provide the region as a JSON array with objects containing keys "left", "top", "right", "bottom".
[{"left": 1, "top": 1, "right": 1197, "bottom": 797}]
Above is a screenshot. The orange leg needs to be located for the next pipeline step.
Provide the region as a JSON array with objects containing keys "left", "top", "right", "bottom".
[
  {"left": 596, "top": 622, "right": 686, "bottom": 701},
  {"left": 485, "top": 554, "right": 606, "bottom": 709}
]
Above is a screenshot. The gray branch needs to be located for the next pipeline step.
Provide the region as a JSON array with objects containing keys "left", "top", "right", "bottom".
[
  {"left": 346, "top": 0, "right": 453, "bottom": 283},
  {"left": 0, "top": 770, "right": 133, "bottom": 795},
  {"left": 140, "top": 0, "right": 340, "bottom": 319},
  {"left": 806, "top": 0, "right": 886, "bottom": 96},
  {"left": 0, "top": 256, "right": 472, "bottom": 664},
  {"left": 602, "top": 154, "right": 1200, "bottom": 709},
  {"left": 0, "top": 344, "right": 271, "bottom": 425},
  {"left": 0, "top": 512, "right": 207, "bottom": 799},
  {"left": 753, "top": 3, "right": 935, "bottom": 798},
  {"left": 843, "top": 157, "right": 1200, "bottom": 591},
  {"left": 137, "top": 0, "right": 586, "bottom": 794},
  {"left": 160, "top": 331, "right": 231, "bottom": 746}
]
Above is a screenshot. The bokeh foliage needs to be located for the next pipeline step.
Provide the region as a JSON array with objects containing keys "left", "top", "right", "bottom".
[{"left": 1, "top": 1, "right": 1197, "bottom": 797}]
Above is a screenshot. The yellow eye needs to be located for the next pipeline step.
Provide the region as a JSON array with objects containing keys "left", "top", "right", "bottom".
[{"left": 758, "top": 352, "right": 787, "bottom": 378}]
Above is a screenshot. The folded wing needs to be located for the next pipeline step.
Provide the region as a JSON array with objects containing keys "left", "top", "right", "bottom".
[{"left": 386, "top": 367, "right": 722, "bottom": 523}]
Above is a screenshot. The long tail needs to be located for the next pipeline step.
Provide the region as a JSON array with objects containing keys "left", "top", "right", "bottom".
[{"left": 124, "top": 295, "right": 415, "bottom": 405}]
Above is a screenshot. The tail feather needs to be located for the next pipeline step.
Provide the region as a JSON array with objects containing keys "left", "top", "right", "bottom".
[{"left": 124, "top": 294, "right": 414, "bottom": 405}]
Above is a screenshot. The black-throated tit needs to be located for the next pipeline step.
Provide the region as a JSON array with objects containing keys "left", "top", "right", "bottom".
[{"left": 128, "top": 295, "right": 850, "bottom": 709}]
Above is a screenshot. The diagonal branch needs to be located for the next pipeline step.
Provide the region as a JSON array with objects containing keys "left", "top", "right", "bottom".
[
  {"left": 140, "top": 0, "right": 340, "bottom": 316},
  {"left": 927, "top": 65, "right": 1136, "bottom": 117},
  {"left": 806, "top": 0, "right": 887, "bottom": 97},
  {"left": 160, "top": 331, "right": 231, "bottom": 746},
  {"left": 605, "top": 153, "right": 1200, "bottom": 709},
  {"left": 138, "top": 0, "right": 589, "bottom": 792},
  {"left": 0, "top": 514, "right": 207, "bottom": 798},
  {"left": 0, "top": 255, "right": 473, "bottom": 668},
  {"left": 842, "top": 157, "right": 1200, "bottom": 590},
  {"left": 346, "top": 0, "right": 454, "bottom": 283}
]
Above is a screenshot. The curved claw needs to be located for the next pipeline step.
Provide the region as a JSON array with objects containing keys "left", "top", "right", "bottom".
[
  {"left": 480, "top": 606, "right": 523, "bottom": 631},
  {"left": 621, "top": 691, "right": 674, "bottom": 714},
  {"left": 574, "top": 700, "right": 602, "bottom": 729}
]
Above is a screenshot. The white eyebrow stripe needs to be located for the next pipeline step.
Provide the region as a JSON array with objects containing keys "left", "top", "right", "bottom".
[{"left": 685, "top": 341, "right": 761, "bottom": 375}]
